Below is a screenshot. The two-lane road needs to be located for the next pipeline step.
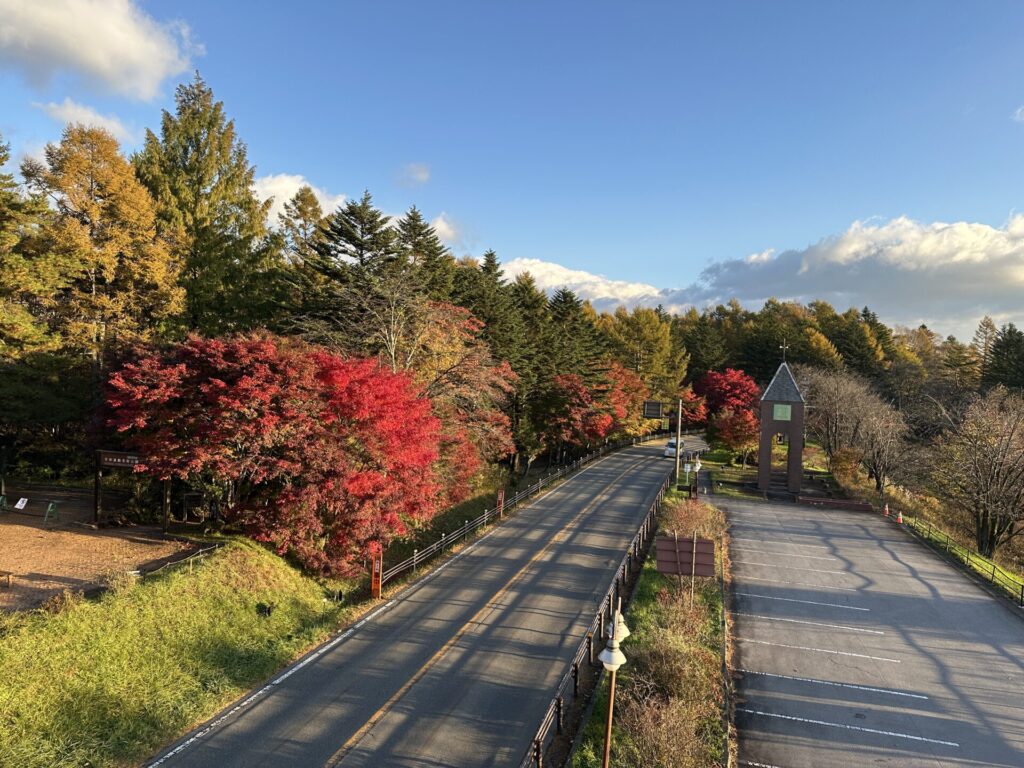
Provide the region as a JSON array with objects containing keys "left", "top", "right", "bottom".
[{"left": 148, "top": 444, "right": 671, "bottom": 768}]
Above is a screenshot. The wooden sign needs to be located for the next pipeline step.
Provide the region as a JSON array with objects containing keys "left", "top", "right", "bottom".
[
  {"left": 655, "top": 535, "right": 715, "bottom": 578},
  {"left": 497, "top": 489, "right": 505, "bottom": 518}
]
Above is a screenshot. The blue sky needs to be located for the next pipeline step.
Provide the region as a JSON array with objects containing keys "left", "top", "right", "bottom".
[{"left": 2, "top": 0, "right": 1024, "bottom": 338}]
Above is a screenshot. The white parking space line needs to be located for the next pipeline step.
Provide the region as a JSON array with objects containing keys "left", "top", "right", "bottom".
[
  {"left": 730, "top": 537, "right": 831, "bottom": 550},
  {"left": 732, "top": 547, "right": 838, "bottom": 561},
  {"left": 738, "top": 669, "right": 928, "bottom": 699},
  {"left": 737, "top": 638, "right": 900, "bottom": 663},
  {"left": 735, "top": 612, "right": 884, "bottom": 635},
  {"left": 740, "top": 575, "right": 860, "bottom": 592},
  {"left": 737, "top": 708, "right": 959, "bottom": 747},
  {"left": 734, "top": 592, "right": 869, "bottom": 611},
  {"left": 733, "top": 561, "right": 850, "bottom": 576}
]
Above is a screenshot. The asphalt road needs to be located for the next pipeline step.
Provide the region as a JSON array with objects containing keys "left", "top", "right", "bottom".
[
  {"left": 147, "top": 444, "right": 671, "bottom": 768},
  {"left": 724, "top": 498, "right": 1024, "bottom": 768}
]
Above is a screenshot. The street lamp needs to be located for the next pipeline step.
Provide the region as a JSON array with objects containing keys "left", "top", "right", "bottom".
[{"left": 599, "top": 600, "right": 630, "bottom": 768}]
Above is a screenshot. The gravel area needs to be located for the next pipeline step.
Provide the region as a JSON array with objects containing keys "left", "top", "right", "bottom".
[{"left": 0, "top": 514, "right": 191, "bottom": 611}]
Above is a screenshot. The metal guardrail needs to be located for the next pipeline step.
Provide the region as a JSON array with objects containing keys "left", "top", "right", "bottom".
[
  {"left": 517, "top": 473, "right": 672, "bottom": 768},
  {"left": 903, "top": 516, "right": 1024, "bottom": 607},
  {"left": 380, "top": 432, "right": 687, "bottom": 588},
  {"left": 137, "top": 542, "right": 225, "bottom": 578}
]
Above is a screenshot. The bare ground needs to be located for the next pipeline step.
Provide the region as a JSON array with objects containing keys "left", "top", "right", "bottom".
[{"left": 0, "top": 514, "right": 192, "bottom": 611}]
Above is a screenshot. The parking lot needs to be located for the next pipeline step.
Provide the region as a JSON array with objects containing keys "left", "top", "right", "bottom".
[{"left": 724, "top": 498, "right": 1024, "bottom": 768}]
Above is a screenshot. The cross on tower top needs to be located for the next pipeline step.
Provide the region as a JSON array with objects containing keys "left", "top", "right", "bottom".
[{"left": 780, "top": 338, "right": 790, "bottom": 361}]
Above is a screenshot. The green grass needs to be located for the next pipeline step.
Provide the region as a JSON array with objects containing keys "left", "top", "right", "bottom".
[
  {"left": 902, "top": 515, "right": 1024, "bottom": 603},
  {"left": 0, "top": 539, "right": 356, "bottom": 768},
  {"left": 571, "top": 494, "right": 727, "bottom": 768}
]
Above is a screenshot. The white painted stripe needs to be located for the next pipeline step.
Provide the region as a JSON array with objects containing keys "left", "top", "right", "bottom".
[
  {"left": 731, "top": 537, "right": 829, "bottom": 550},
  {"left": 737, "top": 708, "right": 958, "bottom": 747},
  {"left": 733, "top": 560, "right": 849, "bottom": 576},
  {"left": 740, "top": 761, "right": 785, "bottom": 768},
  {"left": 734, "top": 592, "right": 869, "bottom": 611},
  {"left": 737, "top": 638, "right": 900, "bottom": 663},
  {"left": 739, "top": 575, "right": 860, "bottom": 592},
  {"left": 146, "top": 598, "right": 398, "bottom": 766},
  {"left": 738, "top": 669, "right": 927, "bottom": 699},
  {"left": 735, "top": 612, "right": 884, "bottom": 635},
  {"left": 732, "top": 547, "right": 837, "bottom": 561}
]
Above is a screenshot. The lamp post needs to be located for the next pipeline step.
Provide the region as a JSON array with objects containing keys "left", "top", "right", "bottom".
[{"left": 599, "top": 599, "right": 630, "bottom": 768}]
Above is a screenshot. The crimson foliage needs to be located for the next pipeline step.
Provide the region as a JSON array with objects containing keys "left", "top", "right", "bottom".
[
  {"left": 107, "top": 335, "right": 443, "bottom": 574},
  {"left": 694, "top": 368, "right": 760, "bottom": 415}
]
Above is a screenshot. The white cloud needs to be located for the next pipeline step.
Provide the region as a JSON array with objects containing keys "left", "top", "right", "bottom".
[
  {"left": 33, "top": 97, "right": 137, "bottom": 143},
  {"left": 0, "top": 0, "right": 197, "bottom": 100},
  {"left": 400, "top": 162, "right": 430, "bottom": 186},
  {"left": 431, "top": 212, "right": 461, "bottom": 247},
  {"left": 1013, "top": 106, "right": 1024, "bottom": 123},
  {"left": 502, "top": 215, "right": 1024, "bottom": 340},
  {"left": 502, "top": 258, "right": 665, "bottom": 308},
  {"left": 252, "top": 173, "right": 346, "bottom": 224}
]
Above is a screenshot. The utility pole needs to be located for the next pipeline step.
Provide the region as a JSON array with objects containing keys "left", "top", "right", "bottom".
[{"left": 674, "top": 397, "right": 683, "bottom": 487}]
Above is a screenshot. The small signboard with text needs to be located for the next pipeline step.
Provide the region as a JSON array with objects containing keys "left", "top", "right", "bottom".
[
  {"left": 642, "top": 400, "right": 664, "bottom": 419},
  {"left": 655, "top": 535, "right": 715, "bottom": 578},
  {"left": 97, "top": 450, "right": 143, "bottom": 469}
]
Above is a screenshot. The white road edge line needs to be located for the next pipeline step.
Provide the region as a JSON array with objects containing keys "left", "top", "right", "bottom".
[
  {"left": 145, "top": 599, "right": 399, "bottom": 767},
  {"left": 739, "top": 575, "right": 860, "bottom": 592},
  {"left": 732, "top": 548, "right": 837, "bottom": 561},
  {"left": 737, "top": 708, "right": 958, "bottom": 747},
  {"left": 734, "top": 592, "right": 869, "bottom": 611},
  {"left": 738, "top": 669, "right": 928, "bottom": 699},
  {"left": 740, "top": 761, "right": 786, "bottom": 768},
  {"left": 733, "top": 561, "right": 850, "bottom": 575},
  {"left": 735, "top": 612, "right": 885, "bottom": 635},
  {"left": 737, "top": 638, "right": 900, "bottom": 663}
]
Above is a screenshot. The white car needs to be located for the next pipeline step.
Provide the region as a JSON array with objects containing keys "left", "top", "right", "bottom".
[{"left": 664, "top": 439, "right": 678, "bottom": 458}]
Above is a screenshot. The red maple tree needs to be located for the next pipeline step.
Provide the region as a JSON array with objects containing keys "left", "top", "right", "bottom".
[
  {"left": 544, "top": 374, "right": 615, "bottom": 449},
  {"left": 676, "top": 386, "right": 708, "bottom": 427},
  {"left": 711, "top": 407, "right": 760, "bottom": 467},
  {"left": 107, "top": 335, "right": 444, "bottom": 574},
  {"left": 694, "top": 368, "right": 760, "bottom": 415}
]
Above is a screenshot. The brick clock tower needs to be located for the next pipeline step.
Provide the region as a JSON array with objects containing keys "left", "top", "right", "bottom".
[{"left": 757, "top": 362, "right": 805, "bottom": 494}]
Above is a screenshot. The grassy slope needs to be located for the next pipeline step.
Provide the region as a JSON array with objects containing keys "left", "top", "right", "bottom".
[{"left": 0, "top": 539, "right": 353, "bottom": 768}]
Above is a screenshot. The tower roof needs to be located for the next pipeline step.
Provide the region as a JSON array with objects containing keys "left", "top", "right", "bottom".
[{"left": 761, "top": 362, "right": 804, "bottom": 403}]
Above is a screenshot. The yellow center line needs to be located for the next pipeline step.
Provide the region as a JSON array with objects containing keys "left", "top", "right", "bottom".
[{"left": 324, "top": 455, "right": 655, "bottom": 766}]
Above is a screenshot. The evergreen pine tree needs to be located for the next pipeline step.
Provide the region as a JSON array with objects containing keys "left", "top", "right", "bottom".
[
  {"left": 316, "top": 190, "right": 398, "bottom": 271},
  {"left": 986, "top": 323, "right": 1024, "bottom": 390},
  {"left": 972, "top": 315, "right": 999, "bottom": 385},
  {"left": 134, "top": 73, "right": 273, "bottom": 333},
  {"left": 396, "top": 206, "right": 454, "bottom": 299}
]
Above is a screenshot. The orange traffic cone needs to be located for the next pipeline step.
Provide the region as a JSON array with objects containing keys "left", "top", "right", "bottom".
[
  {"left": 883, "top": 503, "right": 890, "bottom": 517},
  {"left": 896, "top": 509, "right": 904, "bottom": 524}
]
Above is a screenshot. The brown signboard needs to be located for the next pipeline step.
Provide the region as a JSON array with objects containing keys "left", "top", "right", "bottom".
[
  {"left": 655, "top": 535, "right": 716, "bottom": 578},
  {"left": 97, "top": 450, "right": 142, "bottom": 469}
]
